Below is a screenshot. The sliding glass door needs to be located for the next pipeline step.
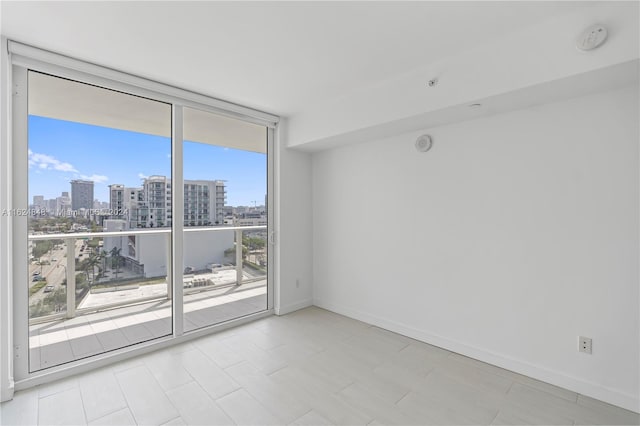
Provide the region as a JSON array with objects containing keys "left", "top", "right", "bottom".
[
  {"left": 25, "top": 71, "right": 173, "bottom": 372},
  {"left": 10, "top": 55, "right": 274, "bottom": 381}
]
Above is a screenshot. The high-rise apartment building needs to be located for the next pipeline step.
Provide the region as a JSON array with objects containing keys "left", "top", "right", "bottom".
[
  {"left": 183, "top": 179, "right": 226, "bottom": 227},
  {"left": 109, "top": 184, "right": 147, "bottom": 228},
  {"left": 109, "top": 176, "right": 225, "bottom": 228},
  {"left": 108, "top": 184, "right": 126, "bottom": 218},
  {"left": 144, "top": 176, "right": 171, "bottom": 228},
  {"left": 70, "top": 180, "right": 94, "bottom": 211}
]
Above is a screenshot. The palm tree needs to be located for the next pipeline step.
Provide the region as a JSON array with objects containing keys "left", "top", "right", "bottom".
[
  {"left": 79, "top": 258, "right": 91, "bottom": 282},
  {"left": 110, "top": 247, "right": 122, "bottom": 279},
  {"left": 99, "top": 249, "right": 109, "bottom": 277},
  {"left": 86, "top": 254, "right": 100, "bottom": 284}
]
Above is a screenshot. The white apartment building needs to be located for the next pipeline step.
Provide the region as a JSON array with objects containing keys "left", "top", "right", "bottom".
[
  {"left": 109, "top": 184, "right": 146, "bottom": 228},
  {"left": 109, "top": 176, "right": 225, "bottom": 228},
  {"left": 108, "top": 184, "right": 125, "bottom": 217},
  {"left": 143, "top": 175, "right": 171, "bottom": 228},
  {"left": 183, "top": 179, "right": 226, "bottom": 226}
]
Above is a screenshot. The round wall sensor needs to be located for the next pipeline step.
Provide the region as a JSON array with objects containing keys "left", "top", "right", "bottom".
[
  {"left": 577, "top": 24, "right": 608, "bottom": 51},
  {"left": 415, "top": 135, "right": 433, "bottom": 152}
]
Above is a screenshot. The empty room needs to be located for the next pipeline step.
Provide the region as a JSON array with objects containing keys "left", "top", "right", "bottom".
[{"left": 0, "top": 1, "right": 638, "bottom": 425}]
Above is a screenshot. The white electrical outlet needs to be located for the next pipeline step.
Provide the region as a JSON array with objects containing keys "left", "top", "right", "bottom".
[{"left": 579, "top": 336, "right": 592, "bottom": 354}]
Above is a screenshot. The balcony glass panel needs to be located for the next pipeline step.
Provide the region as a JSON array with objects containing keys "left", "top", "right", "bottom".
[{"left": 182, "top": 106, "right": 268, "bottom": 332}]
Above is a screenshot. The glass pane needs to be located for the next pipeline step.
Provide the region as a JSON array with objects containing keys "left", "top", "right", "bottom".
[
  {"left": 182, "top": 107, "right": 268, "bottom": 332},
  {"left": 27, "top": 71, "right": 172, "bottom": 372}
]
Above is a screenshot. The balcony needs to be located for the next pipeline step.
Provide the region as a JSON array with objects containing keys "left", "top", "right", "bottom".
[{"left": 27, "top": 226, "right": 267, "bottom": 372}]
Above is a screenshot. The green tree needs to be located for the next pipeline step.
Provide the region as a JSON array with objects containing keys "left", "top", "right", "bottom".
[
  {"left": 85, "top": 254, "right": 100, "bottom": 283},
  {"left": 32, "top": 240, "right": 53, "bottom": 259},
  {"left": 87, "top": 238, "right": 100, "bottom": 251},
  {"left": 110, "top": 246, "right": 123, "bottom": 279},
  {"left": 99, "top": 249, "right": 109, "bottom": 277},
  {"left": 77, "top": 258, "right": 92, "bottom": 282},
  {"left": 29, "top": 287, "right": 67, "bottom": 317},
  {"left": 248, "top": 236, "right": 265, "bottom": 250},
  {"left": 224, "top": 245, "right": 248, "bottom": 261},
  {"left": 75, "top": 272, "right": 89, "bottom": 290}
]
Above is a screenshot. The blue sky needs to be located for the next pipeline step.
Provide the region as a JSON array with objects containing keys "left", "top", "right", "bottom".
[{"left": 28, "top": 116, "right": 267, "bottom": 207}]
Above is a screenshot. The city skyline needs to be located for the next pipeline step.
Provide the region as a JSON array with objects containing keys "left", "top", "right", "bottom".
[{"left": 28, "top": 115, "right": 267, "bottom": 207}]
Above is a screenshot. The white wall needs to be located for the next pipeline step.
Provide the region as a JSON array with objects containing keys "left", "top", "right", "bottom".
[
  {"left": 103, "top": 219, "right": 234, "bottom": 278},
  {"left": 311, "top": 87, "right": 639, "bottom": 411},
  {"left": 183, "top": 231, "right": 234, "bottom": 274},
  {"left": 276, "top": 119, "right": 314, "bottom": 314},
  {"left": 136, "top": 234, "right": 168, "bottom": 278}
]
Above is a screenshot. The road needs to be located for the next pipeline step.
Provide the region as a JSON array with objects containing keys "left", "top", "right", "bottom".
[{"left": 28, "top": 239, "right": 86, "bottom": 305}]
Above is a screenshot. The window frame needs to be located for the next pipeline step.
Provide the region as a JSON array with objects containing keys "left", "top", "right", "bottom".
[{"left": 1, "top": 39, "right": 278, "bottom": 398}]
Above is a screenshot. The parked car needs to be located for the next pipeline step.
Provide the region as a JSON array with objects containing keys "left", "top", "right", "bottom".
[
  {"left": 43, "top": 285, "right": 54, "bottom": 293},
  {"left": 32, "top": 276, "right": 44, "bottom": 282},
  {"left": 33, "top": 271, "right": 40, "bottom": 276}
]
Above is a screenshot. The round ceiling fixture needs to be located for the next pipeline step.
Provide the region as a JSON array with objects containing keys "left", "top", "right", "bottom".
[
  {"left": 415, "top": 135, "right": 433, "bottom": 152},
  {"left": 577, "top": 24, "right": 608, "bottom": 51}
]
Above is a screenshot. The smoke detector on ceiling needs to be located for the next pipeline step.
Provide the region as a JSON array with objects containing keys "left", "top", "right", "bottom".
[
  {"left": 415, "top": 135, "right": 433, "bottom": 152},
  {"left": 576, "top": 24, "right": 608, "bottom": 51}
]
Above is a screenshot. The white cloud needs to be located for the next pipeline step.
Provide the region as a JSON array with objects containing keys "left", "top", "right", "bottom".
[
  {"left": 28, "top": 150, "right": 78, "bottom": 173},
  {"left": 80, "top": 174, "right": 109, "bottom": 184},
  {"left": 138, "top": 173, "right": 148, "bottom": 180},
  {"left": 55, "top": 162, "right": 78, "bottom": 172},
  {"left": 28, "top": 150, "right": 110, "bottom": 183}
]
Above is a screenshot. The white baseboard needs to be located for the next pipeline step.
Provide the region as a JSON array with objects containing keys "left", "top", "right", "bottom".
[
  {"left": 313, "top": 298, "right": 639, "bottom": 414},
  {"left": 277, "top": 298, "right": 313, "bottom": 316}
]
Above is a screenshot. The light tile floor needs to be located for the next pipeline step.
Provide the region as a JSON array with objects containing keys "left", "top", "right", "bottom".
[{"left": 2, "top": 307, "right": 638, "bottom": 425}]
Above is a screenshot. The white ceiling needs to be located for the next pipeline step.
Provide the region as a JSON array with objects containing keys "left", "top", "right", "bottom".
[{"left": 1, "top": 1, "right": 589, "bottom": 117}]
